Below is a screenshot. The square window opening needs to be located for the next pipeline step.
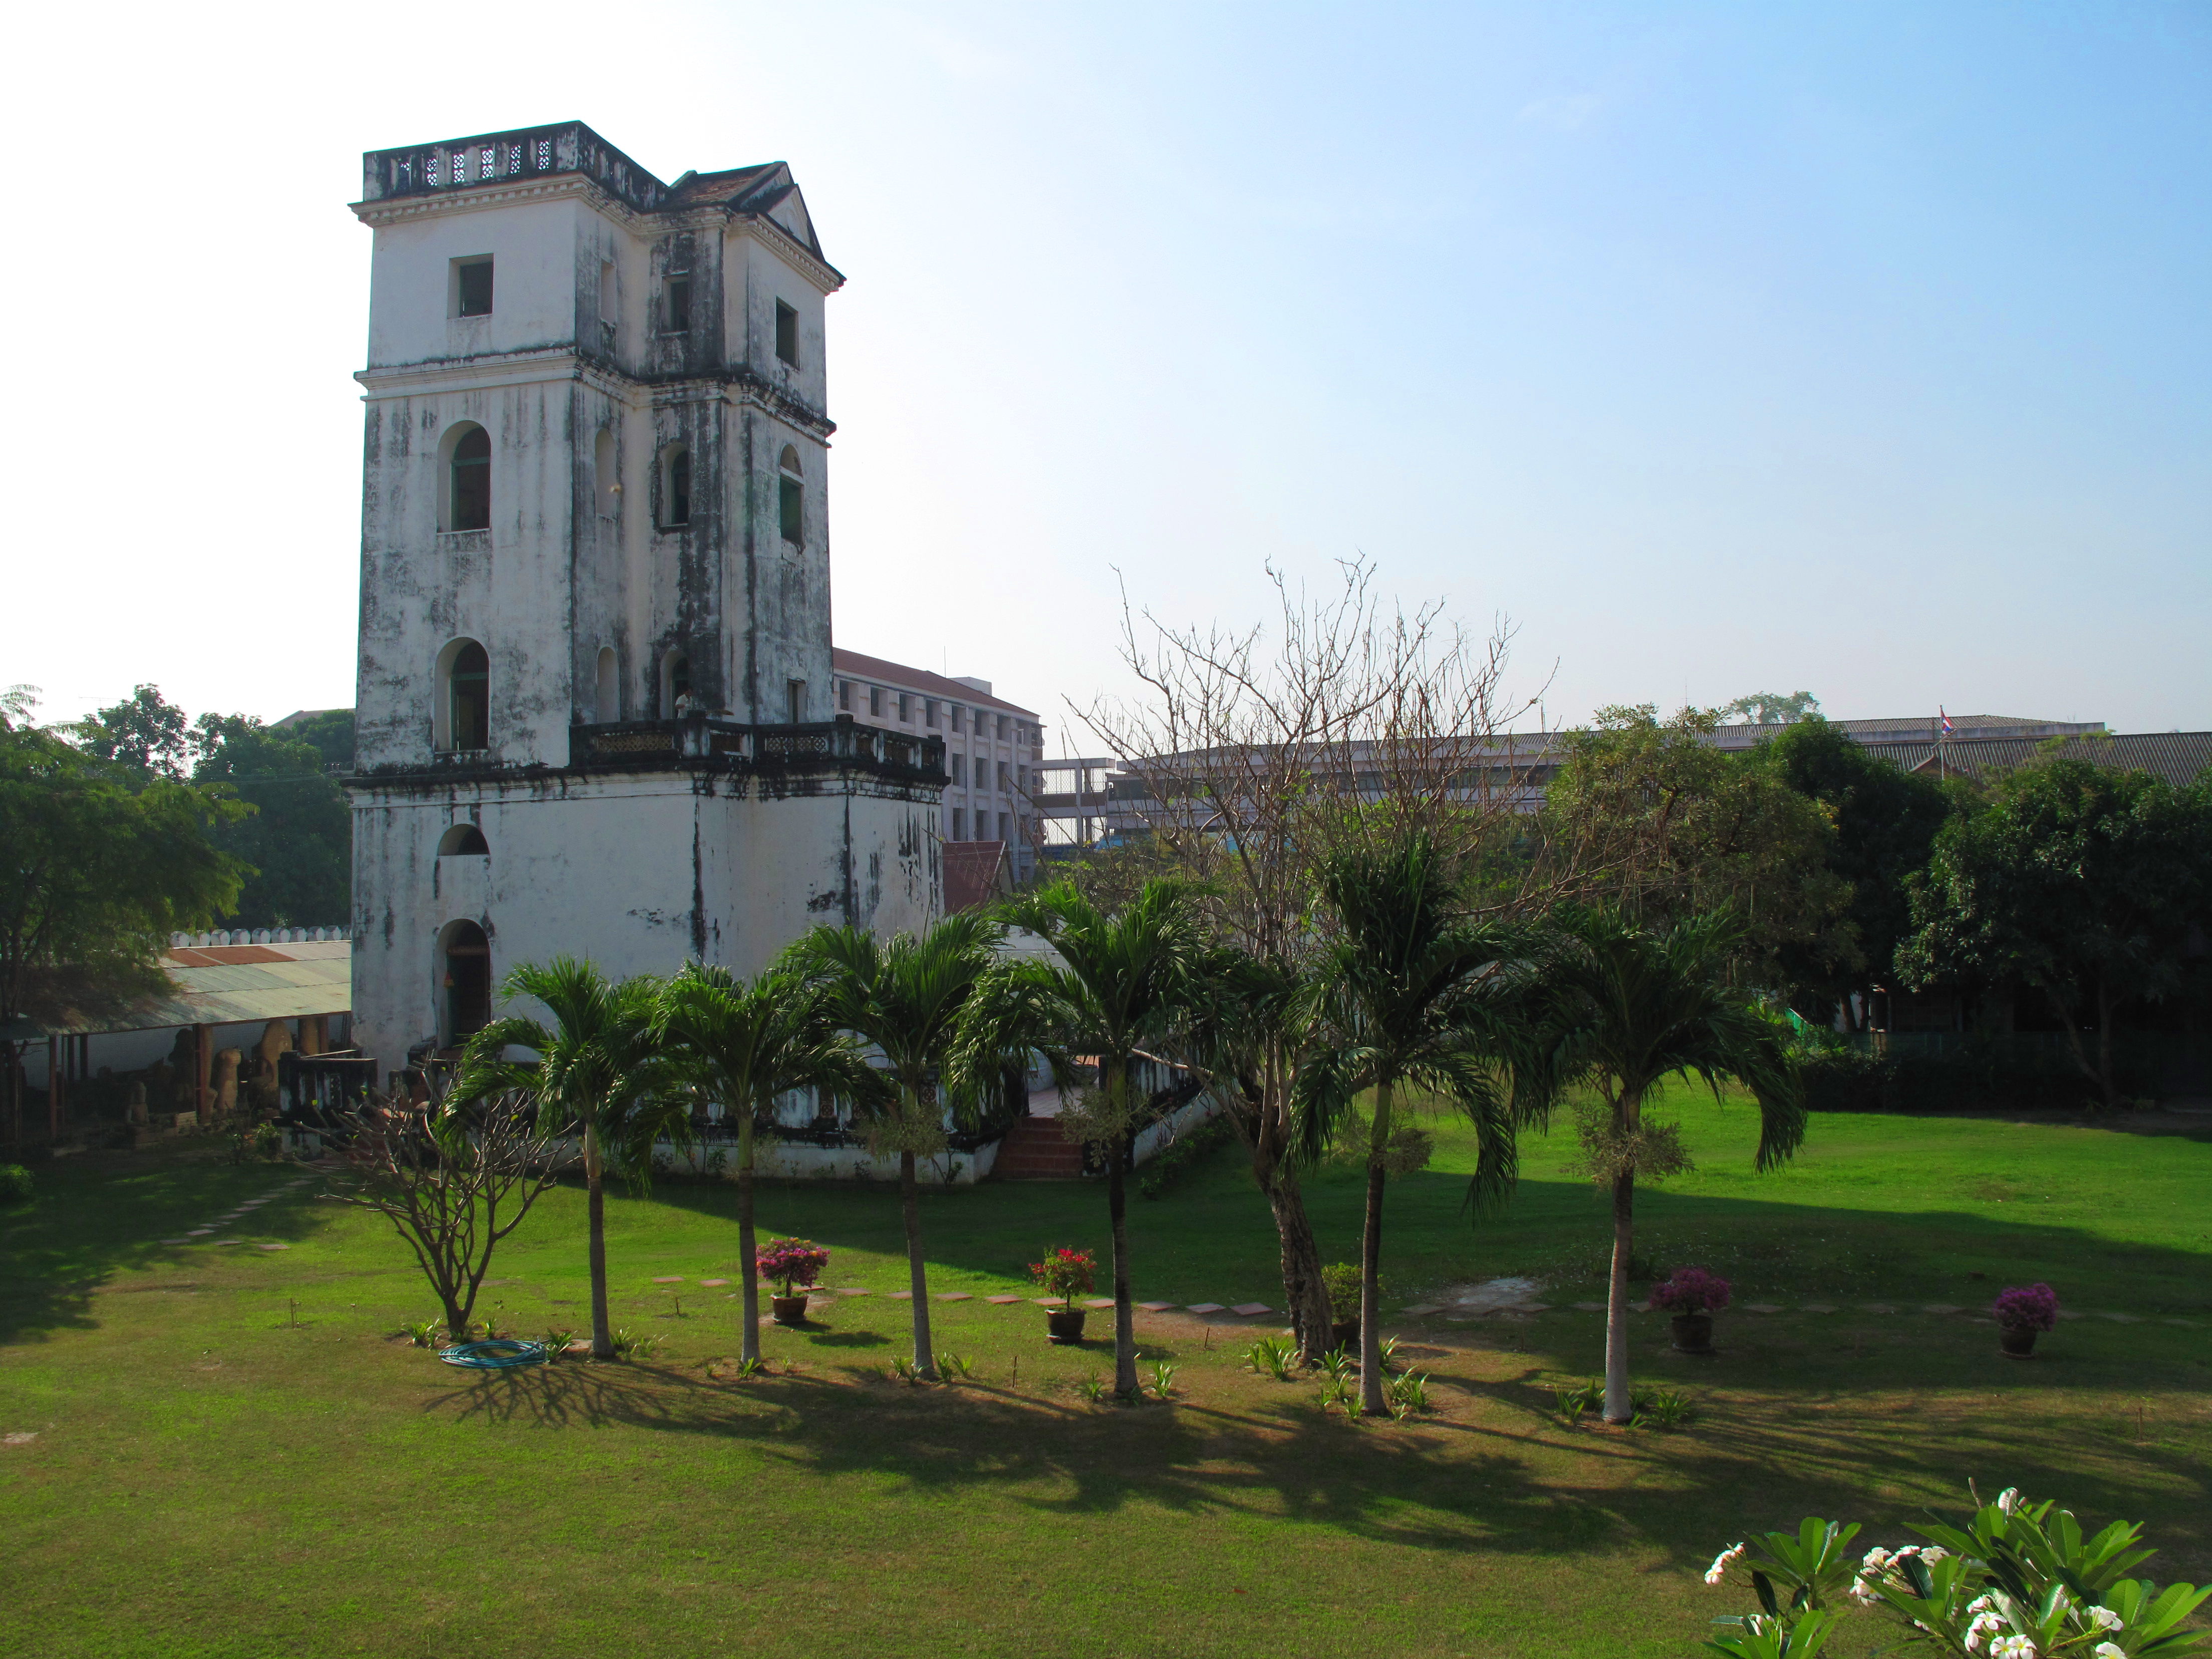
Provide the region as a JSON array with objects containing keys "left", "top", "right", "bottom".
[
  {"left": 455, "top": 257, "right": 494, "bottom": 318},
  {"left": 666, "top": 276, "right": 692, "bottom": 334},
  {"left": 778, "top": 474, "right": 803, "bottom": 544},
  {"left": 775, "top": 300, "right": 799, "bottom": 367}
]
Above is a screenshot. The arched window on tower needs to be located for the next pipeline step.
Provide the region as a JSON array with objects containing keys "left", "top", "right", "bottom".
[
  {"left": 438, "top": 920, "right": 492, "bottom": 1045},
  {"left": 436, "top": 639, "right": 490, "bottom": 752},
  {"left": 594, "top": 429, "right": 618, "bottom": 517},
  {"left": 437, "top": 823, "right": 490, "bottom": 857},
  {"left": 661, "top": 648, "right": 692, "bottom": 716},
  {"left": 594, "top": 646, "right": 619, "bottom": 723},
  {"left": 777, "top": 444, "right": 803, "bottom": 545},
  {"left": 446, "top": 424, "right": 491, "bottom": 532},
  {"left": 660, "top": 444, "right": 691, "bottom": 528}
]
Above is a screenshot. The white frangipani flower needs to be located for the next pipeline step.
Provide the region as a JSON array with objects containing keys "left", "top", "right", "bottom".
[
  {"left": 1996, "top": 1488, "right": 2022, "bottom": 1515},
  {"left": 1704, "top": 1543, "right": 1746, "bottom": 1585},
  {"left": 2093, "top": 1644, "right": 2126, "bottom": 1659},
  {"left": 2089, "top": 1607, "right": 2124, "bottom": 1632}
]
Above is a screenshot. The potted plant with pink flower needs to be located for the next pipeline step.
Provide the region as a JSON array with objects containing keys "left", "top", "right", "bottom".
[
  {"left": 756, "top": 1237, "right": 831, "bottom": 1327},
  {"left": 1030, "top": 1246, "right": 1096, "bottom": 1343},
  {"left": 1992, "top": 1282, "right": 2058, "bottom": 1358},
  {"left": 1651, "top": 1266, "right": 1731, "bottom": 1354}
]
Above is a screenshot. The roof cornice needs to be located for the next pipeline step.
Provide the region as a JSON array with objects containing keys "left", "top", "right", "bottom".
[{"left": 354, "top": 349, "right": 837, "bottom": 438}]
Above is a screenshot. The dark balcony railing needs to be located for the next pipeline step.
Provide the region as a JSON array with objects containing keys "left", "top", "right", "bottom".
[
  {"left": 571, "top": 714, "right": 944, "bottom": 779},
  {"left": 361, "top": 122, "right": 668, "bottom": 213}
]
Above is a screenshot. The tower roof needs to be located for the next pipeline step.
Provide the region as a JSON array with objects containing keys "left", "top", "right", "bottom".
[{"left": 358, "top": 122, "right": 831, "bottom": 264}]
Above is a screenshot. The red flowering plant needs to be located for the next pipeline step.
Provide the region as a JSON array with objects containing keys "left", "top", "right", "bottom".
[
  {"left": 755, "top": 1238, "right": 831, "bottom": 1297},
  {"left": 1650, "top": 1267, "right": 1733, "bottom": 1316},
  {"left": 1992, "top": 1282, "right": 2059, "bottom": 1332},
  {"left": 1028, "top": 1247, "right": 1096, "bottom": 1313}
]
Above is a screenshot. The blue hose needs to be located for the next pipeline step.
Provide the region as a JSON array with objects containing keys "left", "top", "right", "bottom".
[{"left": 438, "top": 1339, "right": 549, "bottom": 1369}]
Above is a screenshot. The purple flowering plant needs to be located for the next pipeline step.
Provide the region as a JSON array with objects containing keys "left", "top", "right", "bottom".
[
  {"left": 755, "top": 1237, "right": 831, "bottom": 1297},
  {"left": 1992, "top": 1282, "right": 2059, "bottom": 1332},
  {"left": 1650, "top": 1267, "right": 1733, "bottom": 1316}
]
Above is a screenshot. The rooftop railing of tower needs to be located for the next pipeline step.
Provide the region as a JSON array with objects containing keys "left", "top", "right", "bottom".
[{"left": 360, "top": 122, "right": 668, "bottom": 212}]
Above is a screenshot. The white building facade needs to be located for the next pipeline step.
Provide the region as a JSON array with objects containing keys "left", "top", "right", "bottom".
[
  {"left": 347, "top": 124, "right": 942, "bottom": 1075},
  {"left": 831, "top": 650, "right": 1046, "bottom": 884}
]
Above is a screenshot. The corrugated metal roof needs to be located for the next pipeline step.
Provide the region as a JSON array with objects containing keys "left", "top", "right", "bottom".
[
  {"left": 1861, "top": 731, "right": 2212, "bottom": 787},
  {"left": 31, "top": 940, "right": 352, "bottom": 1038}
]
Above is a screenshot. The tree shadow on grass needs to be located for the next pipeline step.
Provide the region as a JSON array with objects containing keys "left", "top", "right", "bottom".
[
  {"left": 416, "top": 1346, "right": 2212, "bottom": 1575},
  {"left": 0, "top": 1150, "right": 338, "bottom": 1344}
]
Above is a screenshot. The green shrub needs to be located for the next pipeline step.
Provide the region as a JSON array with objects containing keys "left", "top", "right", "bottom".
[
  {"left": 0, "top": 1165, "right": 31, "bottom": 1203},
  {"left": 1794, "top": 1041, "right": 2158, "bottom": 1115},
  {"left": 1320, "top": 1262, "right": 1382, "bottom": 1321}
]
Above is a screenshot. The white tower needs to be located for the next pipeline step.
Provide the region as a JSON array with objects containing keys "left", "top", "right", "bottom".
[{"left": 347, "top": 123, "right": 941, "bottom": 1073}]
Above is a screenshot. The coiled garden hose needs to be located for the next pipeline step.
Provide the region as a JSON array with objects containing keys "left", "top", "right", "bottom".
[{"left": 437, "top": 1339, "right": 549, "bottom": 1369}]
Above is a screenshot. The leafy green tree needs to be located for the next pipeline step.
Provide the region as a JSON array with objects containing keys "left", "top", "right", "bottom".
[
  {"left": 279, "top": 709, "right": 356, "bottom": 772},
  {"left": 1532, "top": 908, "right": 1803, "bottom": 1424},
  {"left": 1898, "top": 759, "right": 2212, "bottom": 1109},
  {"left": 457, "top": 961, "right": 689, "bottom": 1360},
  {"left": 973, "top": 879, "right": 1211, "bottom": 1399},
  {"left": 0, "top": 708, "right": 244, "bottom": 1034},
  {"left": 192, "top": 715, "right": 351, "bottom": 928},
  {"left": 1720, "top": 691, "right": 1822, "bottom": 726},
  {"left": 1537, "top": 705, "right": 1853, "bottom": 987},
  {"left": 656, "top": 965, "right": 878, "bottom": 1362},
  {"left": 1296, "top": 831, "right": 1542, "bottom": 1417},
  {"left": 782, "top": 915, "right": 1008, "bottom": 1380},
  {"left": 78, "top": 684, "right": 192, "bottom": 780},
  {"left": 1756, "top": 718, "right": 1956, "bottom": 1019}
]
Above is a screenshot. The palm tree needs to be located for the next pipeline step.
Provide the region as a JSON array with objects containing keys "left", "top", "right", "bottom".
[
  {"left": 1297, "top": 831, "right": 1540, "bottom": 1416},
  {"left": 655, "top": 964, "right": 879, "bottom": 1363},
  {"left": 1533, "top": 907, "right": 1803, "bottom": 1424},
  {"left": 456, "top": 959, "right": 689, "bottom": 1360},
  {"left": 780, "top": 913, "right": 1005, "bottom": 1380},
  {"left": 975, "top": 879, "right": 1210, "bottom": 1399},
  {"left": 1170, "top": 943, "right": 1338, "bottom": 1364}
]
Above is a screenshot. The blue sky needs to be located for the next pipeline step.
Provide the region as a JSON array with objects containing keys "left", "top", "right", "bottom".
[{"left": 6, "top": 1, "right": 2205, "bottom": 739}]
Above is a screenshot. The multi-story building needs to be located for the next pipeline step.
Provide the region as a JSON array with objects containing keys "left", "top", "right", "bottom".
[
  {"left": 831, "top": 650, "right": 1046, "bottom": 883},
  {"left": 345, "top": 123, "right": 943, "bottom": 1074}
]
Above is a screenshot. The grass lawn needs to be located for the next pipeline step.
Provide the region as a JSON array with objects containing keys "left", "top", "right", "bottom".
[{"left": 3, "top": 1087, "right": 2208, "bottom": 1658}]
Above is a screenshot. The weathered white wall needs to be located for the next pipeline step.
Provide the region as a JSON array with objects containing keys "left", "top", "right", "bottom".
[{"left": 351, "top": 771, "right": 938, "bottom": 1073}]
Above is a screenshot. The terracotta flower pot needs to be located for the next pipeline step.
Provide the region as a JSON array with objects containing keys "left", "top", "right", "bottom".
[
  {"left": 1046, "top": 1308, "right": 1087, "bottom": 1344},
  {"left": 1999, "top": 1324, "right": 2038, "bottom": 1358},
  {"left": 1330, "top": 1318, "right": 1360, "bottom": 1353},
  {"left": 770, "top": 1293, "right": 810, "bottom": 1327},
  {"left": 1670, "top": 1312, "right": 1715, "bottom": 1354}
]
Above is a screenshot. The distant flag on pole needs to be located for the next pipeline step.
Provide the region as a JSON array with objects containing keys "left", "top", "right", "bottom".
[{"left": 1940, "top": 707, "right": 1955, "bottom": 735}]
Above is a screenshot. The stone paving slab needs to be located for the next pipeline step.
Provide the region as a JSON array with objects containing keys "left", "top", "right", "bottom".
[
  {"left": 937, "top": 1292, "right": 973, "bottom": 1302},
  {"left": 2163, "top": 1318, "right": 2199, "bottom": 1328},
  {"left": 1921, "top": 1304, "right": 1963, "bottom": 1315},
  {"left": 1184, "top": 1303, "right": 1226, "bottom": 1315},
  {"left": 1230, "top": 1303, "right": 1272, "bottom": 1317},
  {"left": 1741, "top": 1303, "right": 1784, "bottom": 1314},
  {"left": 1402, "top": 1304, "right": 1445, "bottom": 1317},
  {"left": 160, "top": 1238, "right": 188, "bottom": 1245},
  {"left": 699, "top": 1279, "right": 729, "bottom": 1288},
  {"left": 985, "top": 1295, "right": 1026, "bottom": 1305},
  {"left": 2097, "top": 1312, "right": 2144, "bottom": 1323},
  {"left": 886, "top": 1291, "right": 912, "bottom": 1300},
  {"left": 1082, "top": 1298, "right": 1115, "bottom": 1310},
  {"left": 186, "top": 1229, "right": 214, "bottom": 1237},
  {"left": 1800, "top": 1303, "right": 1837, "bottom": 1313},
  {"left": 651, "top": 1276, "right": 684, "bottom": 1283},
  {"left": 835, "top": 1287, "right": 871, "bottom": 1296},
  {"left": 2057, "top": 1310, "right": 2088, "bottom": 1320},
  {"left": 1859, "top": 1304, "right": 1897, "bottom": 1314},
  {"left": 1031, "top": 1297, "right": 1061, "bottom": 1307},
  {"left": 1571, "top": 1301, "right": 1608, "bottom": 1312},
  {"left": 217, "top": 1240, "right": 244, "bottom": 1247},
  {"left": 1137, "top": 1301, "right": 1178, "bottom": 1312},
  {"left": 256, "top": 1243, "right": 288, "bottom": 1252}
]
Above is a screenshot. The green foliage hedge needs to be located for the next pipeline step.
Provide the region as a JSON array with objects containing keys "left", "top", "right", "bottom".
[
  {"left": 0, "top": 1164, "right": 33, "bottom": 1203},
  {"left": 1795, "top": 1042, "right": 2162, "bottom": 1114}
]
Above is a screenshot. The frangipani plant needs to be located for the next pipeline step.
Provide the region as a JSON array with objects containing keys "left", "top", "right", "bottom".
[{"left": 1702, "top": 1489, "right": 2210, "bottom": 1658}]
